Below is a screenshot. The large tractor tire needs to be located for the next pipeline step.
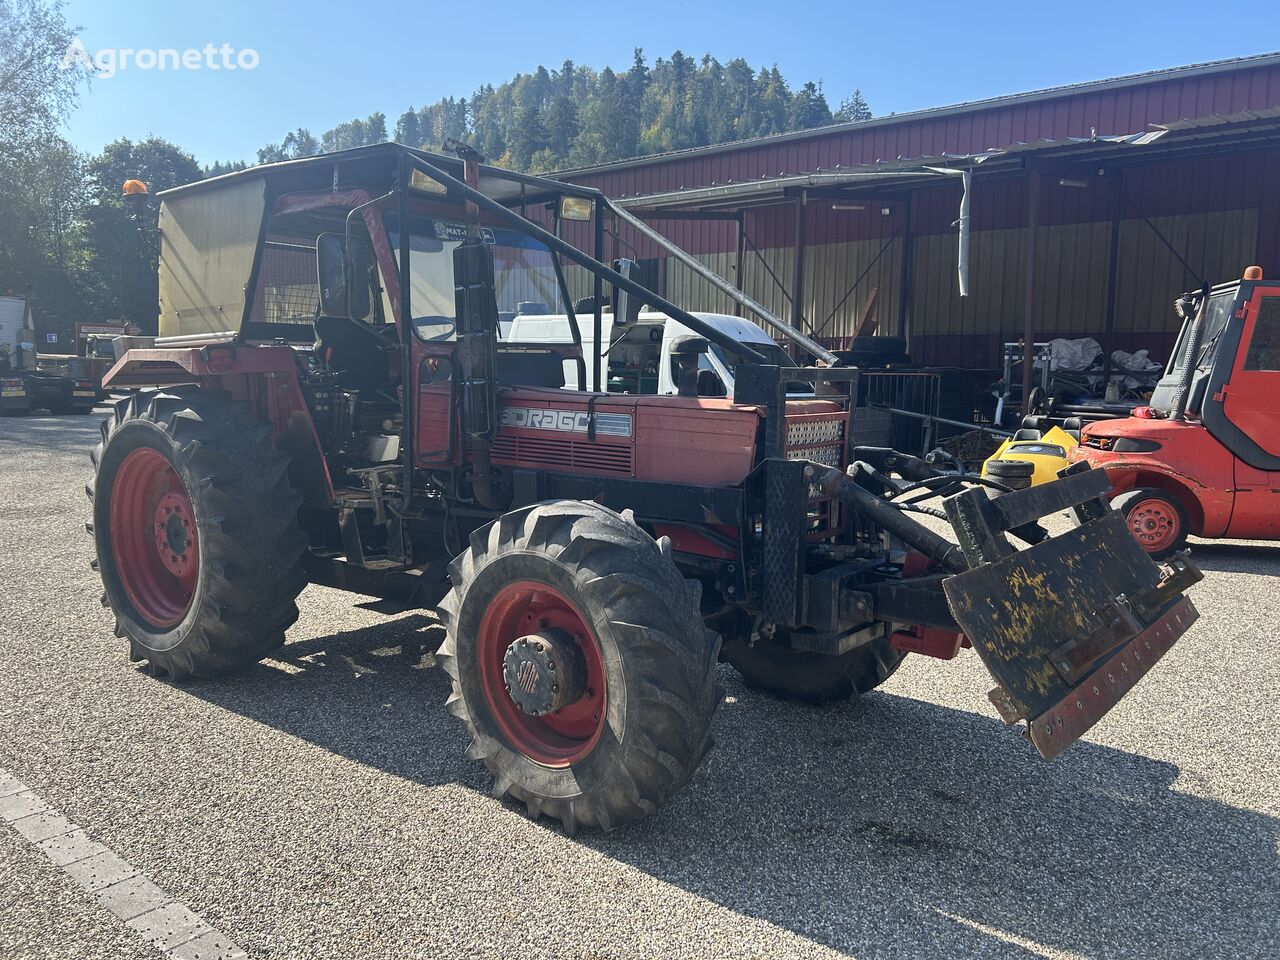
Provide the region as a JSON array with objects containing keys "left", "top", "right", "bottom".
[
  {"left": 88, "top": 388, "right": 307, "bottom": 679},
  {"left": 438, "top": 501, "right": 721, "bottom": 833},
  {"left": 721, "top": 632, "right": 905, "bottom": 704}
]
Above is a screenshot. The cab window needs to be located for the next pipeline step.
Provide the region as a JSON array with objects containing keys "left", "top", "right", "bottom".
[{"left": 1243, "top": 296, "right": 1280, "bottom": 371}]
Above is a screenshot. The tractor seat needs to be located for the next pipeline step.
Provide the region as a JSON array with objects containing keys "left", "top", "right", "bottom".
[
  {"left": 1012, "top": 428, "right": 1042, "bottom": 441},
  {"left": 314, "top": 315, "right": 394, "bottom": 389}
]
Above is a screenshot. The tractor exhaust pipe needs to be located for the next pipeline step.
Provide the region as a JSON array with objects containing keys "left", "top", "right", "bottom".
[{"left": 803, "top": 462, "right": 969, "bottom": 575}]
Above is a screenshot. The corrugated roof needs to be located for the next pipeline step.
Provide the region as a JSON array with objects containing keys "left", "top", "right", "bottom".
[
  {"left": 615, "top": 104, "right": 1280, "bottom": 212},
  {"left": 557, "top": 51, "right": 1280, "bottom": 178}
]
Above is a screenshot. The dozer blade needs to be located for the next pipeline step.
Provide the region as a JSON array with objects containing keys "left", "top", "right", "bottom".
[{"left": 941, "top": 468, "right": 1202, "bottom": 759}]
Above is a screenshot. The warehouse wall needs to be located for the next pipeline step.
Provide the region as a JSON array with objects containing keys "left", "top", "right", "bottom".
[
  {"left": 559, "top": 58, "right": 1280, "bottom": 368},
  {"left": 577, "top": 145, "right": 1275, "bottom": 368}
]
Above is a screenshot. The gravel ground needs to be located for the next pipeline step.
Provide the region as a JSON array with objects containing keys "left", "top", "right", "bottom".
[{"left": 1, "top": 410, "right": 1277, "bottom": 959}]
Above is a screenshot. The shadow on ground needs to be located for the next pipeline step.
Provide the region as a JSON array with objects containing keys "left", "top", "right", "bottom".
[
  {"left": 1188, "top": 539, "right": 1280, "bottom": 575},
  {"left": 176, "top": 614, "right": 1280, "bottom": 959}
]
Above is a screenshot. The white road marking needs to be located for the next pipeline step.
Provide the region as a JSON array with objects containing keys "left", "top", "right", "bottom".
[{"left": 1, "top": 768, "right": 247, "bottom": 959}]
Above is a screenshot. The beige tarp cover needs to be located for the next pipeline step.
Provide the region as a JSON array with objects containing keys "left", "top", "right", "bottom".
[{"left": 158, "top": 176, "right": 267, "bottom": 337}]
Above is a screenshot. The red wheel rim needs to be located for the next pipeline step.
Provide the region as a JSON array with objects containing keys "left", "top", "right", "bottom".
[
  {"left": 1127, "top": 497, "right": 1181, "bottom": 553},
  {"left": 109, "top": 448, "right": 199, "bottom": 628},
  {"left": 476, "top": 581, "right": 606, "bottom": 767}
]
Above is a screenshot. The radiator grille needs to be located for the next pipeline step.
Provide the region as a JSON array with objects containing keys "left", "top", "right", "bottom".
[
  {"left": 491, "top": 434, "right": 634, "bottom": 475},
  {"left": 783, "top": 412, "right": 847, "bottom": 537}
]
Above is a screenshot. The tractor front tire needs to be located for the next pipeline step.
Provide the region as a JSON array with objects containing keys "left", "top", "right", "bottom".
[
  {"left": 721, "top": 632, "right": 905, "bottom": 704},
  {"left": 89, "top": 388, "right": 307, "bottom": 679},
  {"left": 438, "top": 501, "right": 721, "bottom": 833}
]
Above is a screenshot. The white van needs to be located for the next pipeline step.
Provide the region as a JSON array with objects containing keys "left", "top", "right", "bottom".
[{"left": 505, "top": 309, "right": 806, "bottom": 398}]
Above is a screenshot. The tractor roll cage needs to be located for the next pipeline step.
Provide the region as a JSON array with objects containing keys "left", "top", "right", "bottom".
[{"left": 397, "top": 152, "right": 771, "bottom": 368}]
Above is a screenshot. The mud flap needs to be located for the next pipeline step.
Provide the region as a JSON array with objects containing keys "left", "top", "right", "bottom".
[{"left": 942, "top": 477, "right": 1202, "bottom": 759}]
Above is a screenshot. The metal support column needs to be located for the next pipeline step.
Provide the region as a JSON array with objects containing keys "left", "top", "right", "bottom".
[
  {"left": 593, "top": 198, "right": 604, "bottom": 392},
  {"left": 898, "top": 195, "right": 914, "bottom": 344},
  {"left": 1021, "top": 166, "right": 1041, "bottom": 406},
  {"left": 735, "top": 211, "right": 747, "bottom": 318},
  {"left": 792, "top": 193, "right": 808, "bottom": 337},
  {"left": 1100, "top": 172, "right": 1123, "bottom": 391}
]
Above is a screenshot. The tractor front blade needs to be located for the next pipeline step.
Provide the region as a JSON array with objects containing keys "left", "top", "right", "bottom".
[{"left": 941, "top": 467, "right": 1202, "bottom": 758}]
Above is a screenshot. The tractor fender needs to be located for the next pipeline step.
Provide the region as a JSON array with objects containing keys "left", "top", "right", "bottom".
[{"left": 102, "top": 345, "right": 333, "bottom": 507}]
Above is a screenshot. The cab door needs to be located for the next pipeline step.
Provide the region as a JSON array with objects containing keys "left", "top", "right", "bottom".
[{"left": 1217, "top": 288, "right": 1280, "bottom": 455}]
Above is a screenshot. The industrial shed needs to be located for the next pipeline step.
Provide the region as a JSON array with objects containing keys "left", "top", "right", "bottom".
[{"left": 558, "top": 53, "right": 1280, "bottom": 373}]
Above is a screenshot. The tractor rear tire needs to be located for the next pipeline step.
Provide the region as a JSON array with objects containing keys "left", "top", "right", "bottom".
[
  {"left": 88, "top": 387, "right": 307, "bottom": 679},
  {"left": 438, "top": 501, "right": 721, "bottom": 833},
  {"left": 721, "top": 632, "right": 906, "bottom": 704},
  {"left": 1112, "top": 487, "right": 1189, "bottom": 559}
]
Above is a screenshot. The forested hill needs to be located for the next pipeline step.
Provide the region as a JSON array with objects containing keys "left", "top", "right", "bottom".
[{"left": 234, "top": 50, "right": 871, "bottom": 176}]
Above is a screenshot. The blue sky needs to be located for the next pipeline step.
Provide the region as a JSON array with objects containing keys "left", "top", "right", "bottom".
[{"left": 59, "top": 0, "right": 1278, "bottom": 166}]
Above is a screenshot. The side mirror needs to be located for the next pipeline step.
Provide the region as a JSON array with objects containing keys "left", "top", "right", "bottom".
[
  {"left": 611, "top": 258, "right": 644, "bottom": 326},
  {"left": 317, "top": 233, "right": 373, "bottom": 320}
]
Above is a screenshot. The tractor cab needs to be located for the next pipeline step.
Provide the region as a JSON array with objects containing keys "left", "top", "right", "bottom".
[{"left": 1073, "top": 268, "right": 1280, "bottom": 554}]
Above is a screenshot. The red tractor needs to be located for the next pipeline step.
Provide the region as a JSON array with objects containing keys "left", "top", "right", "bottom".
[
  {"left": 1072, "top": 268, "right": 1280, "bottom": 557},
  {"left": 90, "top": 145, "right": 1200, "bottom": 832}
]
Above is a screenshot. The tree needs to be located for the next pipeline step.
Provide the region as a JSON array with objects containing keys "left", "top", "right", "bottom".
[
  {"left": 283, "top": 127, "right": 319, "bottom": 157},
  {"left": 395, "top": 107, "right": 422, "bottom": 147},
  {"left": 0, "top": 0, "right": 90, "bottom": 162},
  {"left": 788, "top": 81, "right": 832, "bottom": 131},
  {"left": 834, "top": 89, "right": 872, "bottom": 123},
  {"left": 204, "top": 160, "right": 247, "bottom": 178},
  {"left": 80, "top": 138, "right": 203, "bottom": 333}
]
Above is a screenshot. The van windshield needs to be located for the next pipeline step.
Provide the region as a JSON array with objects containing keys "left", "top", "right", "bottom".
[{"left": 384, "top": 213, "right": 564, "bottom": 341}]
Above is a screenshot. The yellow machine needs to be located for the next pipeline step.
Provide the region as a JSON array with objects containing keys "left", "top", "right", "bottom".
[{"left": 983, "top": 424, "right": 1080, "bottom": 487}]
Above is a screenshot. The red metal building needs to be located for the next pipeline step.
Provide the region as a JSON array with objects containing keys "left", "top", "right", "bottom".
[{"left": 558, "top": 52, "right": 1280, "bottom": 370}]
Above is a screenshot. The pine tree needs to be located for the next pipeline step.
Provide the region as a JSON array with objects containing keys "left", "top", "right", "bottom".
[
  {"left": 788, "top": 81, "right": 832, "bottom": 130},
  {"left": 395, "top": 108, "right": 422, "bottom": 147},
  {"left": 253, "top": 52, "right": 869, "bottom": 173},
  {"left": 834, "top": 89, "right": 872, "bottom": 123}
]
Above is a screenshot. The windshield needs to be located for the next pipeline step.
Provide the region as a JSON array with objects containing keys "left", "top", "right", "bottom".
[
  {"left": 385, "top": 213, "right": 564, "bottom": 341},
  {"left": 1169, "top": 290, "right": 1234, "bottom": 374}
]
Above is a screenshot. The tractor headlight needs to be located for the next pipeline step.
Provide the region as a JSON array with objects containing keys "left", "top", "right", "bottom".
[{"left": 1111, "top": 438, "right": 1162, "bottom": 453}]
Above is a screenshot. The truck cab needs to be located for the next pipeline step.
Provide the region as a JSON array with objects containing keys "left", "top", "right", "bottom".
[{"left": 1072, "top": 269, "right": 1280, "bottom": 553}]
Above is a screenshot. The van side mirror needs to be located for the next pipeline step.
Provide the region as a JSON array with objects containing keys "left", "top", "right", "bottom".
[{"left": 317, "top": 233, "right": 372, "bottom": 320}]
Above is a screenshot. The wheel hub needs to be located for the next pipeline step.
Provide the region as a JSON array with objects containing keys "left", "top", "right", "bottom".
[
  {"left": 154, "top": 492, "right": 195, "bottom": 577},
  {"left": 502, "top": 629, "right": 587, "bottom": 717},
  {"left": 1130, "top": 500, "right": 1176, "bottom": 547}
]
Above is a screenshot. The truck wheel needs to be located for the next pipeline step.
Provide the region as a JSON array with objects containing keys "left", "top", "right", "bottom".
[
  {"left": 88, "top": 388, "right": 307, "bottom": 679},
  {"left": 721, "top": 632, "right": 905, "bottom": 704},
  {"left": 438, "top": 501, "right": 721, "bottom": 833},
  {"left": 1111, "top": 487, "right": 1189, "bottom": 559}
]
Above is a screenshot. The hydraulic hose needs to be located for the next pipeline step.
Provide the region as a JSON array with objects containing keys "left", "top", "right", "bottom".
[{"left": 804, "top": 462, "right": 970, "bottom": 574}]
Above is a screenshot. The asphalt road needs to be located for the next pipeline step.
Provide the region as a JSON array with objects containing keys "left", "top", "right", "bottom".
[{"left": 1, "top": 410, "right": 1277, "bottom": 959}]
